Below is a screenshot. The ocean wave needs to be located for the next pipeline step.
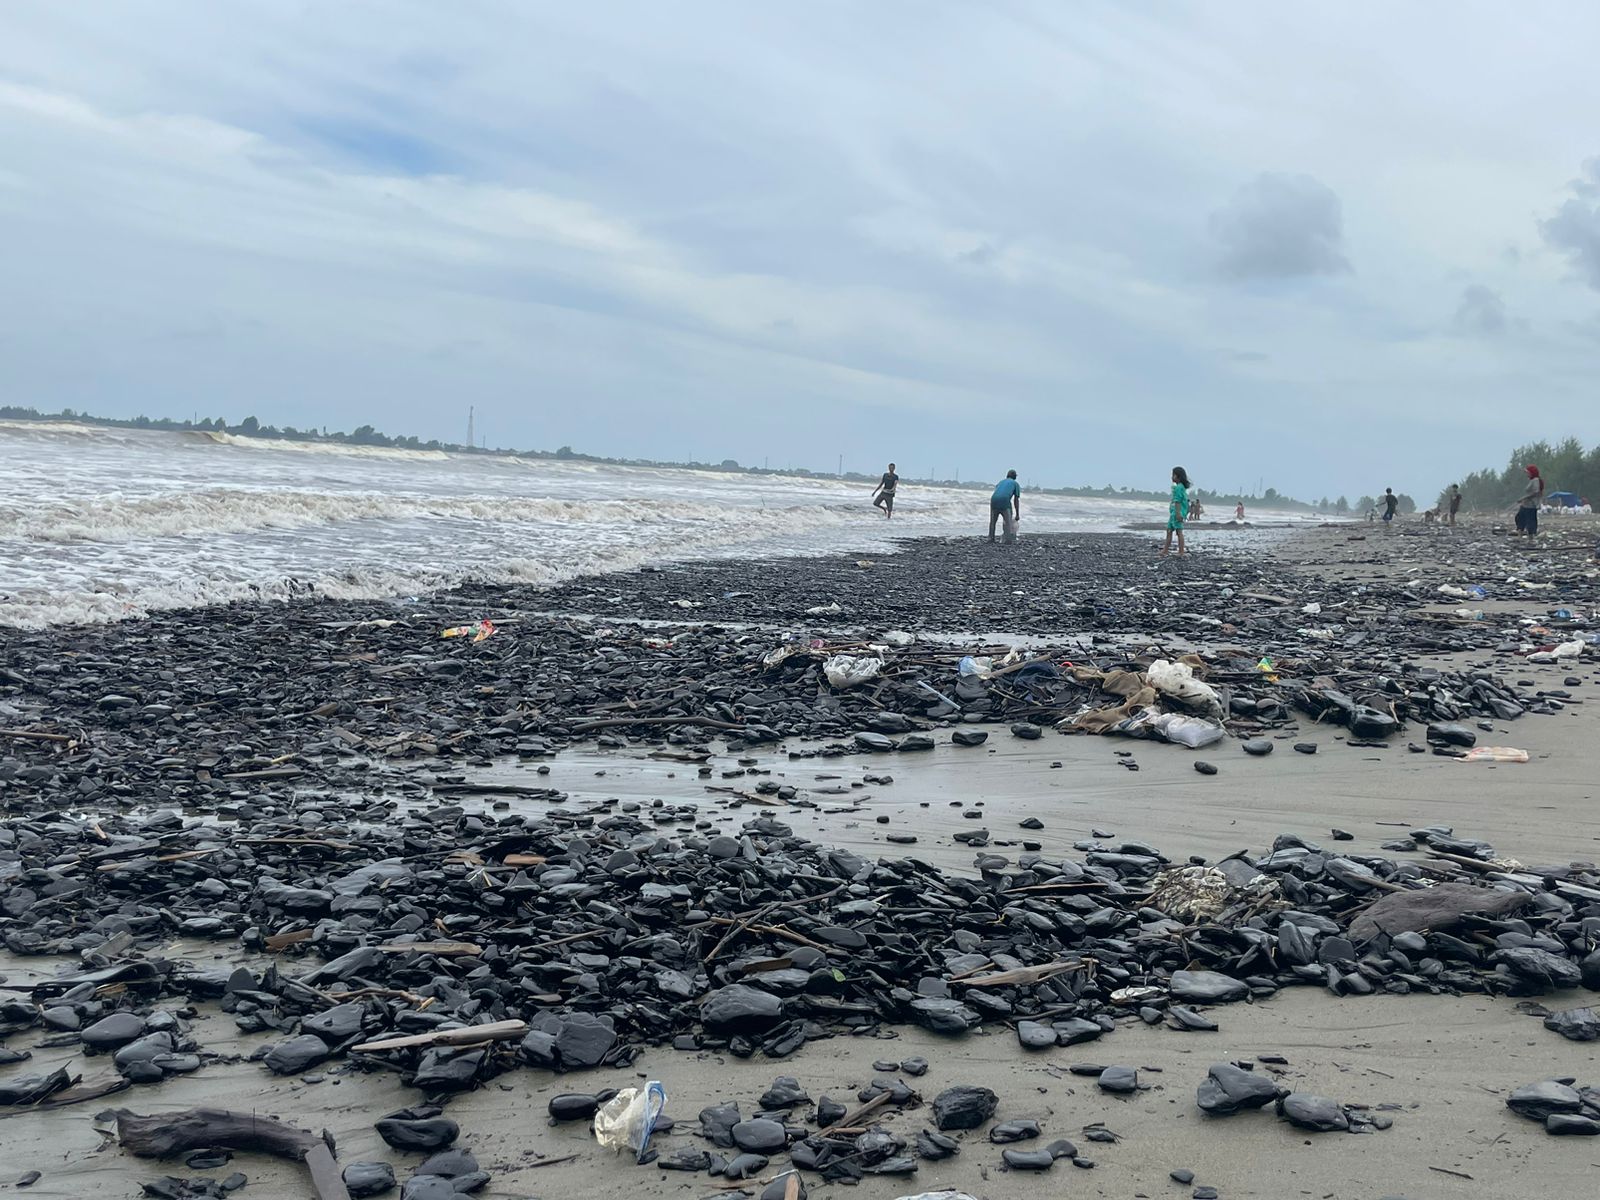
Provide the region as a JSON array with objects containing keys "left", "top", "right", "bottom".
[
  {"left": 0, "top": 487, "right": 956, "bottom": 544},
  {"left": 187, "top": 430, "right": 453, "bottom": 461}
]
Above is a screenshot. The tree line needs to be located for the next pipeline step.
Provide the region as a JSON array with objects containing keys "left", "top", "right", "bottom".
[{"left": 1448, "top": 437, "right": 1598, "bottom": 512}]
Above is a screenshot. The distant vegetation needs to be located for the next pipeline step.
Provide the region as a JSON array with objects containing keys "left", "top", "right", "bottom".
[
  {"left": 1449, "top": 437, "right": 1600, "bottom": 511},
  {"left": 1, "top": 404, "right": 1347, "bottom": 512}
]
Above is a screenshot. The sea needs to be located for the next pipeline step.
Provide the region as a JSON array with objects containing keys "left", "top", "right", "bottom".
[{"left": 0, "top": 421, "right": 1318, "bottom": 630}]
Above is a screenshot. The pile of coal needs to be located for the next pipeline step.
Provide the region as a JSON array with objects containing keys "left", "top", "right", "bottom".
[
  {"left": 4, "top": 532, "right": 1589, "bottom": 822},
  {"left": 3, "top": 784, "right": 1598, "bottom": 1117}
]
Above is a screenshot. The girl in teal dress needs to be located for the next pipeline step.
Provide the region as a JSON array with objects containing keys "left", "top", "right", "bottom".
[{"left": 1161, "top": 466, "right": 1192, "bottom": 557}]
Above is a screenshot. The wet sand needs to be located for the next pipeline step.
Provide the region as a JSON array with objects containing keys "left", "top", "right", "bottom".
[{"left": 3, "top": 525, "right": 1600, "bottom": 1198}]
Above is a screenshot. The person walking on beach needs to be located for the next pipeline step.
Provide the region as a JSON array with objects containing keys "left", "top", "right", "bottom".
[
  {"left": 1381, "top": 488, "right": 1399, "bottom": 526},
  {"left": 1161, "top": 466, "right": 1192, "bottom": 557},
  {"left": 989, "top": 469, "right": 1021, "bottom": 544},
  {"left": 1516, "top": 464, "right": 1543, "bottom": 537},
  {"left": 872, "top": 462, "right": 899, "bottom": 519},
  {"left": 1235, "top": 500, "right": 1245, "bottom": 521},
  {"left": 1448, "top": 483, "right": 1462, "bottom": 527}
]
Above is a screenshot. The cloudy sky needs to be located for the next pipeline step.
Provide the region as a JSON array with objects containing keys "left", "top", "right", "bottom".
[{"left": 5, "top": 1, "right": 1600, "bottom": 499}]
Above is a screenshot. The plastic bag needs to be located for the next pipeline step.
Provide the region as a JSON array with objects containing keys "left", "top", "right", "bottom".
[
  {"left": 1152, "top": 713, "right": 1226, "bottom": 749},
  {"left": 1147, "top": 659, "right": 1223, "bottom": 716},
  {"left": 881, "top": 630, "right": 916, "bottom": 647},
  {"left": 893, "top": 1193, "right": 980, "bottom": 1200},
  {"left": 1554, "top": 640, "right": 1584, "bottom": 659},
  {"left": 806, "top": 601, "right": 845, "bottom": 616},
  {"left": 823, "top": 654, "right": 882, "bottom": 689},
  {"left": 594, "top": 1081, "right": 666, "bottom": 1161},
  {"left": 957, "top": 656, "right": 993, "bottom": 678},
  {"left": 1461, "top": 746, "right": 1529, "bottom": 763}
]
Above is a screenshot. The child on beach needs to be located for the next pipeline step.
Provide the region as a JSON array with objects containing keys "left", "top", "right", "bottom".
[{"left": 1161, "top": 466, "right": 1191, "bottom": 557}]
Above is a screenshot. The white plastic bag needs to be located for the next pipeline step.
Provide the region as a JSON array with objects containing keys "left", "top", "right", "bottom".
[
  {"left": 1152, "top": 712, "right": 1226, "bottom": 748},
  {"left": 881, "top": 630, "right": 916, "bottom": 647},
  {"left": 957, "top": 656, "right": 993, "bottom": 678},
  {"left": 823, "top": 654, "right": 882, "bottom": 688},
  {"left": 594, "top": 1080, "right": 667, "bottom": 1161},
  {"left": 1554, "top": 640, "right": 1584, "bottom": 660},
  {"left": 1147, "top": 659, "right": 1223, "bottom": 717}
]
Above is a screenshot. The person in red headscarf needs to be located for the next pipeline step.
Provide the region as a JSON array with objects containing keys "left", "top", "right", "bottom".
[{"left": 1515, "top": 464, "right": 1543, "bottom": 536}]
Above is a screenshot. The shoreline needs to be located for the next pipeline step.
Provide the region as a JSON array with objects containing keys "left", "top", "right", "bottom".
[{"left": 2, "top": 526, "right": 1600, "bottom": 1198}]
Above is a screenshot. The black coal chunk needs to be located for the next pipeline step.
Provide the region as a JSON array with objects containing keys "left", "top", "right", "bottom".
[{"left": 932, "top": 1085, "right": 997, "bottom": 1131}]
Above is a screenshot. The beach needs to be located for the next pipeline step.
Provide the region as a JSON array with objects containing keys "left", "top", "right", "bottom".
[{"left": 3, "top": 520, "right": 1599, "bottom": 1199}]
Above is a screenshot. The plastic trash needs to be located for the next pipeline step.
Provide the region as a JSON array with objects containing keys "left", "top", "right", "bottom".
[
  {"left": 823, "top": 654, "right": 882, "bottom": 689},
  {"left": 1152, "top": 712, "right": 1227, "bottom": 748},
  {"left": 1301, "top": 601, "right": 1322, "bottom": 615},
  {"left": 1554, "top": 640, "right": 1584, "bottom": 659},
  {"left": 893, "top": 1193, "right": 980, "bottom": 1200},
  {"left": 1461, "top": 746, "right": 1530, "bottom": 763},
  {"left": 440, "top": 619, "right": 495, "bottom": 643},
  {"left": 881, "top": 630, "right": 916, "bottom": 647},
  {"left": 806, "top": 601, "right": 845, "bottom": 616},
  {"left": 593, "top": 1080, "right": 666, "bottom": 1161},
  {"left": 1552, "top": 608, "right": 1574, "bottom": 620},
  {"left": 957, "top": 656, "right": 994, "bottom": 678},
  {"left": 1148, "top": 659, "right": 1224, "bottom": 716},
  {"left": 1469, "top": 585, "right": 1489, "bottom": 600},
  {"left": 762, "top": 644, "right": 802, "bottom": 669}
]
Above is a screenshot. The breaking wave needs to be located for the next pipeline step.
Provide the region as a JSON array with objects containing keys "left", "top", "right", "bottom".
[{"left": 0, "top": 488, "right": 942, "bottom": 545}]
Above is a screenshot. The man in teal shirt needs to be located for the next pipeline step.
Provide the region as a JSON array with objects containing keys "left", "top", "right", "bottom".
[{"left": 989, "top": 470, "right": 1021, "bottom": 543}]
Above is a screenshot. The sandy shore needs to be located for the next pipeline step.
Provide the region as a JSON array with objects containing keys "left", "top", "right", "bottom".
[{"left": 3, "top": 524, "right": 1599, "bottom": 1199}]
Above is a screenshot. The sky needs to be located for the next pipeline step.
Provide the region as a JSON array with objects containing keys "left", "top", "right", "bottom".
[{"left": 5, "top": 2, "right": 1600, "bottom": 501}]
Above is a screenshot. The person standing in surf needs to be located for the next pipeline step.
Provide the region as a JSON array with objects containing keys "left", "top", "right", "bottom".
[
  {"left": 1161, "top": 466, "right": 1191, "bottom": 557},
  {"left": 989, "top": 470, "right": 1021, "bottom": 543},
  {"left": 872, "top": 462, "right": 899, "bottom": 519}
]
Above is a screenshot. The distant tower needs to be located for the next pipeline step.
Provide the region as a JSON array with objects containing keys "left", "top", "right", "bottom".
[{"left": 467, "top": 406, "right": 475, "bottom": 449}]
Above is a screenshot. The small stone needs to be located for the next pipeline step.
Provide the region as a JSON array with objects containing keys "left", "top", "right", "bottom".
[
  {"left": 1543, "top": 1008, "right": 1600, "bottom": 1042},
  {"left": 1002, "top": 1149, "right": 1054, "bottom": 1171},
  {"left": 988, "top": 1119, "right": 1040, "bottom": 1143},
  {"left": 1277, "top": 1092, "right": 1349, "bottom": 1132},
  {"left": 1546, "top": 1113, "right": 1600, "bottom": 1136},
  {"left": 1293, "top": 743, "right": 1317, "bottom": 754},
  {"left": 1241, "top": 738, "right": 1273, "bottom": 756},
  {"left": 1170, "top": 970, "right": 1249, "bottom": 1004},
  {"left": 1194, "top": 761, "right": 1218, "bottom": 775},
  {"left": 343, "top": 1161, "right": 398, "bottom": 1198},
  {"left": 731, "top": 1118, "right": 787, "bottom": 1154},
  {"left": 1098, "top": 1065, "right": 1138, "bottom": 1093},
  {"left": 951, "top": 729, "right": 989, "bottom": 747},
  {"left": 1171, "top": 1168, "right": 1196, "bottom": 1184}
]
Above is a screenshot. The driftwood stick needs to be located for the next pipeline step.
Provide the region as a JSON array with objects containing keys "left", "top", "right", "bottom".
[
  {"left": 570, "top": 715, "right": 744, "bottom": 733},
  {"left": 0, "top": 728, "right": 75, "bottom": 743},
  {"left": 351, "top": 1018, "right": 527, "bottom": 1054},
  {"left": 822, "top": 1090, "right": 892, "bottom": 1131}
]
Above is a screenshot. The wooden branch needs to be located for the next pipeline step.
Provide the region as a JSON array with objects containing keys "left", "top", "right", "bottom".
[
  {"left": 371, "top": 941, "right": 482, "bottom": 957},
  {"left": 0, "top": 728, "right": 75, "bottom": 743},
  {"left": 351, "top": 1018, "right": 527, "bottom": 1054},
  {"left": 948, "top": 959, "right": 1085, "bottom": 988},
  {"left": 822, "top": 1090, "right": 892, "bottom": 1131},
  {"left": 222, "top": 766, "right": 303, "bottom": 780},
  {"left": 569, "top": 715, "right": 744, "bottom": 733}
]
